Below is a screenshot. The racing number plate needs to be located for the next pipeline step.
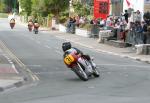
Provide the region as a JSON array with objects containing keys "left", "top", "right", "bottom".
[{"left": 64, "top": 54, "right": 75, "bottom": 65}]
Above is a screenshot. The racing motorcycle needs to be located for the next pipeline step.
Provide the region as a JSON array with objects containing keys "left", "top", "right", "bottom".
[
  {"left": 33, "top": 23, "right": 40, "bottom": 34},
  {"left": 64, "top": 52, "right": 99, "bottom": 81},
  {"left": 28, "top": 21, "right": 33, "bottom": 32},
  {"left": 10, "top": 19, "right": 15, "bottom": 29}
]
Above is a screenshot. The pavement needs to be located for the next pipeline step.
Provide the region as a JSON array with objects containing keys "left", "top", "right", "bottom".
[{"left": 0, "top": 19, "right": 150, "bottom": 92}]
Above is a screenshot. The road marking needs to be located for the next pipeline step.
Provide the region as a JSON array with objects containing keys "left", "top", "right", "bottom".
[
  {"left": 55, "top": 50, "right": 62, "bottom": 55},
  {"left": 55, "top": 47, "right": 59, "bottom": 49},
  {"left": 45, "top": 45, "right": 50, "bottom": 48},
  {"left": 87, "top": 86, "right": 95, "bottom": 89},
  {"left": 0, "top": 40, "right": 39, "bottom": 81},
  {"left": 36, "top": 41, "right": 41, "bottom": 44},
  {"left": 34, "top": 70, "right": 71, "bottom": 75},
  {"left": 97, "top": 63, "right": 150, "bottom": 68},
  {"left": 11, "top": 64, "right": 19, "bottom": 74},
  {"left": 3, "top": 53, "right": 19, "bottom": 74},
  {"left": 26, "top": 65, "right": 42, "bottom": 67}
]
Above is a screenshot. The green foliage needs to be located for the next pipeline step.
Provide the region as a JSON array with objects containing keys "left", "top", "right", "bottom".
[
  {"left": 59, "top": 10, "right": 69, "bottom": 23},
  {"left": 19, "top": 0, "right": 32, "bottom": 16},
  {"left": 47, "top": 13, "right": 54, "bottom": 20},
  {"left": 0, "top": 0, "right": 11, "bottom": 12},
  {"left": 2, "top": 0, "right": 19, "bottom": 13},
  {"left": 31, "top": 0, "right": 40, "bottom": 16},
  {"left": 73, "top": 1, "right": 90, "bottom": 16},
  {"left": 30, "top": 0, "right": 69, "bottom": 17},
  {"left": 0, "top": 2, "right": 6, "bottom": 12}
]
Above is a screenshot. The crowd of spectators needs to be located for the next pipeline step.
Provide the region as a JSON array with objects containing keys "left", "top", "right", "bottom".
[{"left": 66, "top": 10, "right": 150, "bottom": 45}]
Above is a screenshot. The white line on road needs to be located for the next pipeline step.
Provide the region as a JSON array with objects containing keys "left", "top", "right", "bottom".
[
  {"left": 11, "top": 64, "right": 19, "bottom": 74},
  {"left": 45, "top": 45, "right": 51, "bottom": 49},
  {"left": 36, "top": 41, "right": 41, "bottom": 44},
  {"left": 3, "top": 55, "right": 19, "bottom": 74},
  {"left": 26, "top": 65, "right": 42, "bottom": 67},
  {"left": 54, "top": 47, "right": 59, "bottom": 49},
  {"left": 97, "top": 63, "right": 150, "bottom": 68},
  {"left": 34, "top": 71, "right": 71, "bottom": 75},
  {"left": 0, "top": 40, "right": 39, "bottom": 81},
  {"left": 55, "top": 50, "right": 62, "bottom": 55}
]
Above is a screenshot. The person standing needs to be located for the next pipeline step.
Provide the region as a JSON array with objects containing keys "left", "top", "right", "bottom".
[
  {"left": 134, "top": 10, "right": 142, "bottom": 23},
  {"left": 124, "top": 10, "right": 129, "bottom": 23}
]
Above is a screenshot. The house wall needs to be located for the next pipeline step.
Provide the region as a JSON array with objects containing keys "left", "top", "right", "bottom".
[
  {"left": 111, "top": 0, "right": 123, "bottom": 16},
  {"left": 144, "top": 0, "right": 150, "bottom": 12}
]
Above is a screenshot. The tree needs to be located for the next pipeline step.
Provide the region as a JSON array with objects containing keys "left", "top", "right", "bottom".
[
  {"left": 73, "top": 1, "right": 90, "bottom": 16},
  {"left": 19, "top": 0, "right": 32, "bottom": 16},
  {"left": 37, "top": 0, "right": 70, "bottom": 17},
  {"left": 3, "top": 0, "right": 19, "bottom": 13},
  {"left": 0, "top": 0, "right": 6, "bottom": 12},
  {"left": 19, "top": 0, "right": 70, "bottom": 23}
]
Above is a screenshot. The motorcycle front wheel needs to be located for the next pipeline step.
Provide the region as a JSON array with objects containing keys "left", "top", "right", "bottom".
[
  {"left": 92, "top": 67, "right": 100, "bottom": 77},
  {"left": 34, "top": 28, "right": 38, "bottom": 34},
  {"left": 73, "top": 63, "right": 88, "bottom": 81},
  {"left": 10, "top": 23, "right": 15, "bottom": 29}
]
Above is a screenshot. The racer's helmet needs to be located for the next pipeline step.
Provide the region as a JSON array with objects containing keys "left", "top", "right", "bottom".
[{"left": 62, "top": 42, "right": 71, "bottom": 52}]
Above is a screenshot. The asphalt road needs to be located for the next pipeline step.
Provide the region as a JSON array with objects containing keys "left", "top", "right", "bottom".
[{"left": 0, "top": 18, "right": 150, "bottom": 103}]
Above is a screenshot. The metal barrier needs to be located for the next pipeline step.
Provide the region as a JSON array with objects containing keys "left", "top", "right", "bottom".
[
  {"left": 66, "top": 23, "right": 75, "bottom": 34},
  {"left": 126, "top": 30, "right": 144, "bottom": 45},
  {"left": 89, "top": 24, "right": 100, "bottom": 38}
]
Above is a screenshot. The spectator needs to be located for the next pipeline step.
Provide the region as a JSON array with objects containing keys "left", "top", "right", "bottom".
[
  {"left": 79, "top": 16, "right": 85, "bottom": 24},
  {"left": 76, "top": 15, "right": 80, "bottom": 27},
  {"left": 66, "top": 17, "right": 73, "bottom": 33},
  {"left": 72, "top": 17, "right": 76, "bottom": 23},
  {"left": 105, "top": 16, "right": 110, "bottom": 27},
  {"left": 124, "top": 10, "right": 129, "bottom": 23},
  {"left": 100, "top": 18, "right": 106, "bottom": 27},
  {"left": 141, "top": 21, "right": 147, "bottom": 44},
  {"left": 134, "top": 10, "right": 142, "bottom": 23},
  {"left": 90, "top": 18, "right": 99, "bottom": 25}
]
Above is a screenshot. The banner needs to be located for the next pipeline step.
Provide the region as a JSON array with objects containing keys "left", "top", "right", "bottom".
[{"left": 94, "top": 0, "right": 110, "bottom": 20}]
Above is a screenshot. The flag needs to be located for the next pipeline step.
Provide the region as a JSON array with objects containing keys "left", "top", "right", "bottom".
[{"left": 126, "top": 0, "right": 131, "bottom": 7}]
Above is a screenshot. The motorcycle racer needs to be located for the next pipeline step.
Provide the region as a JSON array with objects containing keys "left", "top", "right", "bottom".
[{"left": 62, "top": 42, "right": 96, "bottom": 69}]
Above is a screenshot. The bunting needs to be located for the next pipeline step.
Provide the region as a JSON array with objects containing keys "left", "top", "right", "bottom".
[{"left": 126, "top": 0, "right": 131, "bottom": 7}]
